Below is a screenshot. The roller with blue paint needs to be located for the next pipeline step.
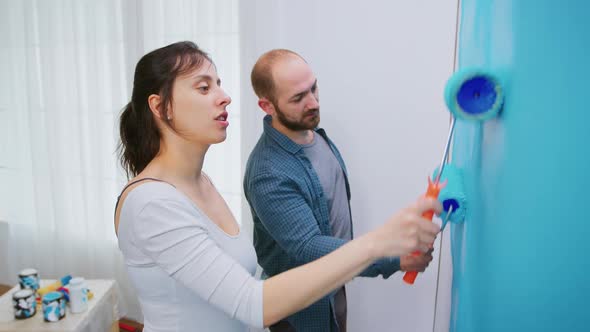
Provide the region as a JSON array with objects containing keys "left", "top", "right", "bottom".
[
  {"left": 444, "top": 68, "right": 503, "bottom": 121},
  {"left": 403, "top": 68, "right": 504, "bottom": 285},
  {"left": 433, "top": 164, "right": 466, "bottom": 230}
]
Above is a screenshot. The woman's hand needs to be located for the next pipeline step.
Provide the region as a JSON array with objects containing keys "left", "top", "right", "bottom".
[{"left": 369, "top": 197, "right": 442, "bottom": 259}]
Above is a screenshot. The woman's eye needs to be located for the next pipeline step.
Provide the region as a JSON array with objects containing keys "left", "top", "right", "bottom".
[{"left": 198, "top": 86, "right": 210, "bottom": 93}]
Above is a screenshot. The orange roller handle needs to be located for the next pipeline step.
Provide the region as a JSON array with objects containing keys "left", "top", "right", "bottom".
[{"left": 403, "top": 177, "right": 443, "bottom": 285}]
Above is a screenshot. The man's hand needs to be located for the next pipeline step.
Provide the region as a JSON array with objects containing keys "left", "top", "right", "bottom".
[{"left": 400, "top": 249, "right": 434, "bottom": 272}]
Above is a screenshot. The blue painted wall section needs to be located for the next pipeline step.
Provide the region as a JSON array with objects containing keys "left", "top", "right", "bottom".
[{"left": 450, "top": 1, "right": 590, "bottom": 331}]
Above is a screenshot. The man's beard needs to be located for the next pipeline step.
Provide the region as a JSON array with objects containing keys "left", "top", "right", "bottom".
[{"left": 274, "top": 105, "right": 320, "bottom": 131}]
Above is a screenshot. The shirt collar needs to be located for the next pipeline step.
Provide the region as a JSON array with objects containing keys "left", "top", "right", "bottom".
[{"left": 264, "top": 115, "right": 323, "bottom": 154}]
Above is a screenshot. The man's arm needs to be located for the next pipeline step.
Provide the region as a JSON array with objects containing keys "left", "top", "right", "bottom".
[{"left": 247, "top": 172, "right": 399, "bottom": 278}]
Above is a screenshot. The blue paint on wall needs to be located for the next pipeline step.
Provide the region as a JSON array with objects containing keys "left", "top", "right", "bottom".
[{"left": 450, "top": 1, "right": 590, "bottom": 331}]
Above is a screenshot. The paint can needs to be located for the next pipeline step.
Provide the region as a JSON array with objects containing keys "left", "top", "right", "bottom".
[
  {"left": 12, "top": 288, "right": 37, "bottom": 319},
  {"left": 18, "top": 268, "right": 40, "bottom": 292},
  {"left": 69, "top": 277, "right": 88, "bottom": 313},
  {"left": 42, "top": 291, "right": 66, "bottom": 322}
]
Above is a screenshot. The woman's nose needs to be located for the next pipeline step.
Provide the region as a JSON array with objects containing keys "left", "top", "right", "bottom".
[{"left": 219, "top": 89, "right": 232, "bottom": 107}]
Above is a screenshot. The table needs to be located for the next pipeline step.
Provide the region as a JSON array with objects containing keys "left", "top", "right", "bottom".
[{"left": 0, "top": 279, "right": 120, "bottom": 332}]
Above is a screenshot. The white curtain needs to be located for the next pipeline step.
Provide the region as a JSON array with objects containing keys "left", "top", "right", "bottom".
[{"left": 0, "top": 0, "right": 241, "bottom": 321}]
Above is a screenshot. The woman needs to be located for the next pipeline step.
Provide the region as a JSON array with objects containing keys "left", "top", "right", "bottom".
[{"left": 115, "top": 41, "right": 441, "bottom": 332}]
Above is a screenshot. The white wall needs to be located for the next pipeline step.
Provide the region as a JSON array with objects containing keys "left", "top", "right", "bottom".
[
  {"left": 240, "top": 1, "right": 458, "bottom": 331},
  {"left": 0, "top": 221, "right": 10, "bottom": 285}
]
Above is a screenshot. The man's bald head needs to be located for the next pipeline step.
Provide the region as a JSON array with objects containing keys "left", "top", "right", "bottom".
[{"left": 251, "top": 49, "right": 306, "bottom": 104}]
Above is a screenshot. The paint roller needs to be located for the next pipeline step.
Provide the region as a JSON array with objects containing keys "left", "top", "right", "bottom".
[
  {"left": 434, "top": 164, "right": 466, "bottom": 230},
  {"left": 402, "top": 68, "right": 504, "bottom": 285}
]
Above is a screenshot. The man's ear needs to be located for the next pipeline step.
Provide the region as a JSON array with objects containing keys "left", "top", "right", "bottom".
[
  {"left": 147, "top": 94, "right": 168, "bottom": 120},
  {"left": 258, "top": 98, "right": 276, "bottom": 116}
]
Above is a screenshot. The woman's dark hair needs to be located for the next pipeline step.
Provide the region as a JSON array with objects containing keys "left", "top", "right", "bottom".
[{"left": 118, "top": 41, "right": 212, "bottom": 178}]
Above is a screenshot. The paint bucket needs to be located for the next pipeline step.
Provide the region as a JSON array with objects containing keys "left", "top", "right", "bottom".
[
  {"left": 18, "top": 268, "right": 40, "bottom": 292},
  {"left": 42, "top": 291, "right": 66, "bottom": 322},
  {"left": 12, "top": 288, "right": 37, "bottom": 319}
]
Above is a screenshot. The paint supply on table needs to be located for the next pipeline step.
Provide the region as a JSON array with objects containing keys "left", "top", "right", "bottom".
[
  {"left": 57, "top": 286, "right": 70, "bottom": 302},
  {"left": 68, "top": 277, "right": 88, "bottom": 313},
  {"left": 18, "top": 268, "right": 40, "bottom": 292},
  {"left": 37, "top": 274, "right": 72, "bottom": 297},
  {"left": 42, "top": 291, "right": 67, "bottom": 322},
  {"left": 12, "top": 288, "right": 37, "bottom": 319},
  {"left": 403, "top": 67, "right": 504, "bottom": 285}
]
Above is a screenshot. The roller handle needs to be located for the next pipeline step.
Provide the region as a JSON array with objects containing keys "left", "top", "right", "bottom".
[{"left": 403, "top": 178, "right": 442, "bottom": 285}]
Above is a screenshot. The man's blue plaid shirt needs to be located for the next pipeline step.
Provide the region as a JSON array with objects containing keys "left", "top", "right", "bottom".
[{"left": 244, "top": 115, "right": 401, "bottom": 331}]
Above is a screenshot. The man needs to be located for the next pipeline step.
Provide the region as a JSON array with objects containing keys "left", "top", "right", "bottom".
[{"left": 243, "top": 49, "right": 433, "bottom": 332}]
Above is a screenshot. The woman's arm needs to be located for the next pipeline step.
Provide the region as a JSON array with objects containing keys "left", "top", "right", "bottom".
[{"left": 262, "top": 197, "right": 441, "bottom": 326}]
